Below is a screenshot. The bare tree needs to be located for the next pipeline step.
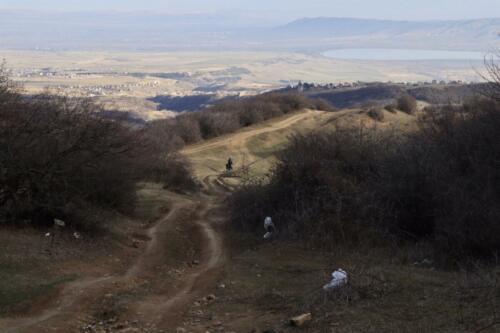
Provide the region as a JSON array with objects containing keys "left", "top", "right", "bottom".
[
  {"left": 0, "top": 68, "right": 195, "bottom": 227},
  {"left": 397, "top": 95, "right": 417, "bottom": 114},
  {"left": 482, "top": 51, "right": 500, "bottom": 101}
]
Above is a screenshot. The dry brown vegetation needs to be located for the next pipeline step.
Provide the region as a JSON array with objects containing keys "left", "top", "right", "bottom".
[
  {"left": 397, "top": 94, "right": 418, "bottom": 114},
  {"left": 0, "top": 70, "right": 193, "bottom": 230},
  {"left": 231, "top": 96, "right": 500, "bottom": 263},
  {"left": 384, "top": 103, "right": 397, "bottom": 113},
  {"left": 147, "top": 92, "right": 334, "bottom": 149},
  {"left": 367, "top": 107, "right": 385, "bottom": 121},
  {"left": 178, "top": 101, "right": 500, "bottom": 333}
]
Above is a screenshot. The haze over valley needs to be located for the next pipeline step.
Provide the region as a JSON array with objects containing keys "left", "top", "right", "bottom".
[{"left": 2, "top": 6, "right": 498, "bottom": 119}]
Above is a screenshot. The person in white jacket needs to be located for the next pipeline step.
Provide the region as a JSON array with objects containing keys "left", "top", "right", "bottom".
[
  {"left": 263, "top": 216, "right": 275, "bottom": 239},
  {"left": 323, "top": 269, "right": 348, "bottom": 291}
]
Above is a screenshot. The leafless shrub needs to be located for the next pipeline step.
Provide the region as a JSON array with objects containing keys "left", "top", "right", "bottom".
[
  {"left": 197, "top": 111, "right": 241, "bottom": 139},
  {"left": 367, "top": 108, "right": 385, "bottom": 121},
  {"left": 0, "top": 69, "right": 194, "bottom": 228},
  {"left": 151, "top": 92, "right": 333, "bottom": 147},
  {"left": 482, "top": 51, "right": 500, "bottom": 102},
  {"left": 1, "top": 97, "right": 138, "bottom": 225},
  {"left": 384, "top": 104, "right": 397, "bottom": 113},
  {"left": 310, "top": 98, "right": 336, "bottom": 111},
  {"left": 231, "top": 97, "right": 500, "bottom": 262},
  {"left": 230, "top": 129, "right": 389, "bottom": 249},
  {"left": 397, "top": 95, "right": 418, "bottom": 114},
  {"left": 175, "top": 114, "right": 203, "bottom": 144}
]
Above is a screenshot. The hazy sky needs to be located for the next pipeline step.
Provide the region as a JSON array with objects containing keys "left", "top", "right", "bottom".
[{"left": 0, "top": 0, "right": 499, "bottom": 21}]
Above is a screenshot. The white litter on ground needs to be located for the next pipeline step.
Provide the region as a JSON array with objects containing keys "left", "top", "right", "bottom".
[
  {"left": 263, "top": 231, "right": 273, "bottom": 239},
  {"left": 54, "top": 219, "right": 66, "bottom": 227},
  {"left": 323, "top": 268, "right": 348, "bottom": 291}
]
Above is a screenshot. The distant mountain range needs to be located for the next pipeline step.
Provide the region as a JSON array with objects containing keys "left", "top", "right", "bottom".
[
  {"left": 270, "top": 17, "right": 500, "bottom": 51},
  {"left": 0, "top": 11, "right": 498, "bottom": 52}
]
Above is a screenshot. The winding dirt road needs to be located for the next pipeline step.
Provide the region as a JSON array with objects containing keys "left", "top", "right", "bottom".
[
  {"left": 182, "top": 110, "right": 315, "bottom": 156},
  {"left": 0, "top": 194, "right": 226, "bottom": 333},
  {"left": 0, "top": 110, "right": 317, "bottom": 333}
]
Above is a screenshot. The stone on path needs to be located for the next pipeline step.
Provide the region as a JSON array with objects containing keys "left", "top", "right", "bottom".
[{"left": 290, "top": 313, "right": 312, "bottom": 327}]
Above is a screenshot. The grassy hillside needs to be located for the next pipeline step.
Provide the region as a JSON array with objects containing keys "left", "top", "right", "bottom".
[{"left": 299, "top": 83, "right": 481, "bottom": 108}]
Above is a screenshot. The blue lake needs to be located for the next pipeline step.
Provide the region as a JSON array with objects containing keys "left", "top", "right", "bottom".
[{"left": 322, "top": 48, "right": 484, "bottom": 61}]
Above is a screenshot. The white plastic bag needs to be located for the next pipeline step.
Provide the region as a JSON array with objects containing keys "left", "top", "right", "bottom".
[
  {"left": 323, "top": 268, "right": 348, "bottom": 291},
  {"left": 263, "top": 231, "right": 273, "bottom": 239}
]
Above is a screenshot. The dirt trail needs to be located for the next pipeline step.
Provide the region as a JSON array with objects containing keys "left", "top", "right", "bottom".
[
  {"left": 182, "top": 110, "right": 315, "bottom": 156},
  {"left": 0, "top": 110, "right": 317, "bottom": 333},
  {"left": 131, "top": 197, "right": 226, "bottom": 327},
  {"left": 0, "top": 199, "right": 200, "bottom": 333}
]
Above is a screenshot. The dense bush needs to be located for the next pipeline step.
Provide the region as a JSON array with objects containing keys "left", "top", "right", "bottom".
[
  {"left": 230, "top": 129, "right": 389, "bottom": 248},
  {"left": 384, "top": 104, "right": 397, "bottom": 113},
  {"left": 0, "top": 71, "right": 194, "bottom": 228},
  {"left": 367, "top": 108, "right": 385, "bottom": 121},
  {"left": 408, "top": 99, "right": 500, "bottom": 258},
  {"left": 140, "top": 120, "right": 197, "bottom": 191},
  {"left": 230, "top": 98, "right": 500, "bottom": 262},
  {"left": 397, "top": 95, "right": 418, "bottom": 114},
  {"left": 197, "top": 111, "right": 241, "bottom": 139}
]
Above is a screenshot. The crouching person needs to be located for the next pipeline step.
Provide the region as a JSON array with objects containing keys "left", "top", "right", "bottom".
[{"left": 263, "top": 216, "right": 276, "bottom": 239}]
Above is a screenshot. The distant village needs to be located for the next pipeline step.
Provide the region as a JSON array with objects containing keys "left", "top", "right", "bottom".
[
  {"left": 10, "top": 66, "right": 475, "bottom": 100},
  {"left": 11, "top": 68, "right": 161, "bottom": 97},
  {"left": 287, "top": 79, "right": 471, "bottom": 92}
]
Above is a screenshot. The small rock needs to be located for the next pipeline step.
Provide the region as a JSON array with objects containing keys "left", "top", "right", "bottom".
[
  {"left": 205, "top": 294, "right": 216, "bottom": 301},
  {"left": 192, "top": 260, "right": 200, "bottom": 265},
  {"left": 176, "top": 328, "right": 187, "bottom": 333},
  {"left": 290, "top": 313, "right": 312, "bottom": 327},
  {"left": 218, "top": 283, "right": 226, "bottom": 289}
]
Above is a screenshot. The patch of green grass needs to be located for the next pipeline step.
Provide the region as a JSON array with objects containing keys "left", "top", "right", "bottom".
[
  {"left": 215, "top": 234, "right": 500, "bottom": 333},
  {"left": 135, "top": 183, "right": 172, "bottom": 221},
  {"left": 0, "top": 235, "right": 79, "bottom": 315},
  {"left": 0, "top": 259, "right": 77, "bottom": 314}
]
